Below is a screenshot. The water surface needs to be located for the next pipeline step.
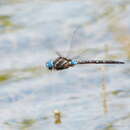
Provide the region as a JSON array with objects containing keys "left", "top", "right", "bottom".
[{"left": 0, "top": 0, "right": 130, "bottom": 130}]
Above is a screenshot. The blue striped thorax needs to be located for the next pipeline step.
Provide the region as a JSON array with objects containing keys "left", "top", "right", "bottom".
[
  {"left": 71, "top": 59, "right": 78, "bottom": 65},
  {"left": 46, "top": 60, "right": 54, "bottom": 70}
]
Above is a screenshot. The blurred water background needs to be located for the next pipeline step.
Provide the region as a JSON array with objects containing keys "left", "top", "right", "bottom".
[{"left": 0, "top": 0, "right": 130, "bottom": 130}]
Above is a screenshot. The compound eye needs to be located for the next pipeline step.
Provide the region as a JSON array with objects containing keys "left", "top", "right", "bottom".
[
  {"left": 48, "top": 67, "right": 53, "bottom": 70},
  {"left": 46, "top": 60, "right": 54, "bottom": 69}
]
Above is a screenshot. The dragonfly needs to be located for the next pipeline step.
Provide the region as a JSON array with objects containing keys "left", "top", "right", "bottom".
[{"left": 46, "top": 28, "right": 125, "bottom": 71}]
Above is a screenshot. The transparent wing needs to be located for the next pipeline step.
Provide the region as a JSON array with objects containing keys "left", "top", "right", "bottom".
[
  {"left": 55, "top": 51, "right": 62, "bottom": 57},
  {"left": 71, "top": 49, "right": 88, "bottom": 59},
  {"left": 65, "top": 25, "right": 89, "bottom": 59},
  {"left": 66, "top": 26, "right": 81, "bottom": 58},
  {"left": 50, "top": 24, "right": 89, "bottom": 59}
]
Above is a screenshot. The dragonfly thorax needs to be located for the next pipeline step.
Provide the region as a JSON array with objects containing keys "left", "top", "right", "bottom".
[{"left": 46, "top": 57, "right": 78, "bottom": 70}]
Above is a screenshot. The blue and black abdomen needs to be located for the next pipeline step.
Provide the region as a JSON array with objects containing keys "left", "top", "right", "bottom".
[{"left": 78, "top": 60, "right": 124, "bottom": 64}]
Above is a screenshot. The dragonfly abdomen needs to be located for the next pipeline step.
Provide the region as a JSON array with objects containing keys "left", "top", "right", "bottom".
[{"left": 78, "top": 60, "right": 124, "bottom": 64}]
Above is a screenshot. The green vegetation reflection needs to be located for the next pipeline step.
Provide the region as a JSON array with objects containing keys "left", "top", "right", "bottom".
[
  {"left": 0, "top": 15, "right": 23, "bottom": 33},
  {"left": 0, "top": 66, "right": 49, "bottom": 83},
  {"left": 21, "top": 119, "right": 36, "bottom": 130}
]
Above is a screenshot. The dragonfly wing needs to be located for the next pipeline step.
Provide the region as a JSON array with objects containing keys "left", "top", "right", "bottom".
[
  {"left": 55, "top": 51, "right": 63, "bottom": 57},
  {"left": 71, "top": 49, "right": 88, "bottom": 59},
  {"left": 66, "top": 25, "right": 88, "bottom": 59}
]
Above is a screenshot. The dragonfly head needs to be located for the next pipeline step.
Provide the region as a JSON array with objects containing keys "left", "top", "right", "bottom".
[
  {"left": 46, "top": 60, "right": 54, "bottom": 70},
  {"left": 71, "top": 59, "right": 78, "bottom": 65}
]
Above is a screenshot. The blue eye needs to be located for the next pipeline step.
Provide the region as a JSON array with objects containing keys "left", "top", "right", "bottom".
[
  {"left": 71, "top": 60, "right": 78, "bottom": 65},
  {"left": 46, "top": 60, "right": 54, "bottom": 69}
]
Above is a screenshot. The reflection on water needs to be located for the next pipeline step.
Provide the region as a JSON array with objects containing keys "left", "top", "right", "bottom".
[
  {"left": 54, "top": 110, "right": 62, "bottom": 124},
  {"left": 0, "top": 0, "right": 129, "bottom": 130},
  {"left": 100, "top": 66, "right": 109, "bottom": 114},
  {"left": 0, "top": 15, "right": 22, "bottom": 33},
  {"left": 0, "top": 66, "right": 45, "bottom": 83}
]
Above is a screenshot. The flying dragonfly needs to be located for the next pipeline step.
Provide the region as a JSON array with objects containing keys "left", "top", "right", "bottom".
[
  {"left": 46, "top": 28, "right": 125, "bottom": 71},
  {"left": 46, "top": 56, "right": 124, "bottom": 71}
]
